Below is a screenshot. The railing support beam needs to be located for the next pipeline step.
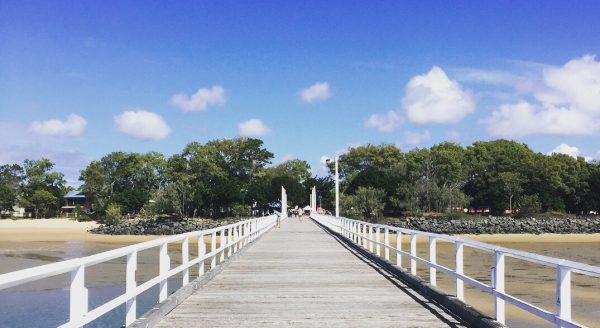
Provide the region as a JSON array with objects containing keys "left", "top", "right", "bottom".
[{"left": 556, "top": 265, "right": 572, "bottom": 327}]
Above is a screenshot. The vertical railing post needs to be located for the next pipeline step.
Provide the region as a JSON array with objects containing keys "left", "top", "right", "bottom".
[
  {"left": 228, "top": 227, "right": 233, "bottom": 257},
  {"left": 249, "top": 220, "right": 253, "bottom": 242},
  {"left": 210, "top": 231, "right": 217, "bottom": 268},
  {"left": 159, "top": 242, "right": 169, "bottom": 302},
  {"left": 182, "top": 236, "right": 190, "bottom": 286},
  {"left": 234, "top": 224, "right": 239, "bottom": 253},
  {"left": 384, "top": 228, "right": 390, "bottom": 261},
  {"left": 242, "top": 222, "right": 246, "bottom": 247},
  {"left": 493, "top": 251, "right": 505, "bottom": 324},
  {"left": 198, "top": 234, "right": 206, "bottom": 276},
  {"left": 396, "top": 231, "right": 402, "bottom": 267},
  {"left": 410, "top": 234, "right": 417, "bottom": 275},
  {"left": 455, "top": 242, "right": 464, "bottom": 301},
  {"left": 69, "top": 263, "right": 88, "bottom": 326},
  {"left": 429, "top": 237, "right": 436, "bottom": 286},
  {"left": 360, "top": 223, "right": 365, "bottom": 248},
  {"left": 556, "top": 265, "right": 572, "bottom": 327},
  {"left": 125, "top": 251, "right": 137, "bottom": 326},
  {"left": 375, "top": 226, "right": 381, "bottom": 256},
  {"left": 219, "top": 229, "right": 226, "bottom": 263},
  {"left": 369, "top": 225, "right": 373, "bottom": 252}
]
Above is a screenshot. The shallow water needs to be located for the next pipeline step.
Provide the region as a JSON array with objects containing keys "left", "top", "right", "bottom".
[{"left": 0, "top": 239, "right": 599, "bottom": 327}]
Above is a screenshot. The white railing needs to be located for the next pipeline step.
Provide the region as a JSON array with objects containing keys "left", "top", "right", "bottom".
[
  {"left": 0, "top": 214, "right": 279, "bottom": 328},
  {"left": 311, "top": 213, "right": 599, "bottom": 328}
]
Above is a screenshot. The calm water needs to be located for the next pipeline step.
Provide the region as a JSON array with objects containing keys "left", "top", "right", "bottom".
[{"left": 0, "top": 239, "right": 599, "bottom": 327}]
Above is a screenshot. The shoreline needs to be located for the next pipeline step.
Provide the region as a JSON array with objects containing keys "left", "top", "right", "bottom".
[{"left": 2, "top": 218, "right": 600, "bottom": 244}]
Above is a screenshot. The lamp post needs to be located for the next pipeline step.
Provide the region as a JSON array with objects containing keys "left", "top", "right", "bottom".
[{"left": 325, "top": 157, "right": 340, "bottom": 217}]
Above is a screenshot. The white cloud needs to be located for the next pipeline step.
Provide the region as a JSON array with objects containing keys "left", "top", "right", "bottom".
[
  {"left": 452, "top": 68, "right": 522, "bottom": 86},
  {"left": 238, "top": 119, "right": 272, "bottom": 137},
  {"left": 404, "top": 130, "right": 431, "bottom": 146},
  {"left": 30, "top": 114, "right": 87, "bottom": 137},
  {"left": 485, "top": 102, "right": 598, "bottom": 138},
  {"left": 299, "top": 82, "right": 331, "bottom": 103},
  {"left": 402, "top": 66, "right": 475, "bottom": 124},
  {"left": 114, "top": 110, "right": 171, "bottom": 140},
  {"left": 365, "top": 110, "right": 403, "bottom": 133},
  {"left": 485, "top": 55, "right": 600, "bottom": 138},
  {"left": 536, "top": 55, "right": 600, "bottom": 113},
  {"left": 548, "top": 144, "right": 582, "bottom": 158},
  {"left": 171, "top": 85, "right": 226, "bottom": 112}
]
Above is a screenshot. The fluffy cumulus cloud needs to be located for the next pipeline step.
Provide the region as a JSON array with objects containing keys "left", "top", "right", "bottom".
[
  {"left": 548, "top": 144, "right": 582, "bottom": 158},
  {"left": 365, "top": 110, "right": 403, "bottom": 133},
  {"left": 29, "top": 114, "right": 87, "bottom": 137},
  {"left": 171, "top": 85, "right": 226, "bottom": 112},
  {"left": 486, "top": 55, "right": 600, "bottom": 137},
  {"left": 114, "top": 110, "right": 171, "bottom": 140},
  {"left": 404, "top": 130, "right": 431, "bottom": 146},
  {"left": 238, "top": 119, "right": 272, "bottom": 137},
  {"left": 299, "top": 82, "right": 331, "bottom": 103},
  {"left": 485, "top": 102, "right": 597, "bottom": 138},
  {"left": 402, "top": 66, "right": 475, "bottom": 124}
]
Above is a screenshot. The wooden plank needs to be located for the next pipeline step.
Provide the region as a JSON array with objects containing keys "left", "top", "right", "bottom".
[{"left": 155, "top": 219, "right": 466, "bottom": 328}]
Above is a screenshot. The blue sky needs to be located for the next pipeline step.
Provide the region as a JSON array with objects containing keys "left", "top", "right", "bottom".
[{"left": 2, "top": 1, "right": 600, "bottom": 185}]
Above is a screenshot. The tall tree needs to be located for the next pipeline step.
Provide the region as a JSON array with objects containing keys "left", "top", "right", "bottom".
[
  {"left": 0, "top": 164, "right": 23, "bottom": 213},
  {"left": 21, "top": 159, "right": 67, "bottom": 216}
]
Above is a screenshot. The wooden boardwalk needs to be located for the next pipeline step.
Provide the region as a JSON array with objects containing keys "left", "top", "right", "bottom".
[{"left": 156, "top": 218, "right": 468, "bottom": 327}]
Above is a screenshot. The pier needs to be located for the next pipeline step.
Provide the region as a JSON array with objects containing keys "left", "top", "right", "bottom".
[{"left": 1, "top": 213, "right": 599, "bottom": 327}]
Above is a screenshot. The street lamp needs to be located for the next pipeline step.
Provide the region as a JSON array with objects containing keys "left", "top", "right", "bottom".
[{"left": 325, "top": 156, "right": 339, "bottom": 217}]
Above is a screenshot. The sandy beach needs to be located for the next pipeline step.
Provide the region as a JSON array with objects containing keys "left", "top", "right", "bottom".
[{"left": 0, "top": 218, "right": 160, "bottom": 243}]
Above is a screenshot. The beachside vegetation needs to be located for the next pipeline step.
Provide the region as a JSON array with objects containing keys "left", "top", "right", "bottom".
[{"left": 4, "top": 137, "right": 600, "bottom": 222}]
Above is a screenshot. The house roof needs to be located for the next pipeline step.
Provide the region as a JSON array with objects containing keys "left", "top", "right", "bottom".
[{"left": 64, "top": 190, "right": 85, "bottom": 198}]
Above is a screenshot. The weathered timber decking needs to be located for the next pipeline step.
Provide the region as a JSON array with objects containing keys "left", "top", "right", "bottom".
[{"left": 155, "top": 218, "right": 468, "bottom": 327}]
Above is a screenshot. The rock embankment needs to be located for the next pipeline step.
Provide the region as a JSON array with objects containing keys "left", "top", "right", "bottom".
[
  {"left": 90, "top": 217, "right": 249, "bottom": 235},
  {"left": 386, "top": 216, "right": 600, "bottom": 235}
]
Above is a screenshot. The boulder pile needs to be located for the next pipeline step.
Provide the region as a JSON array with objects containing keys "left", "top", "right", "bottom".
[{"left": 386, "top": 216, "right": 600, "bottom": 234}]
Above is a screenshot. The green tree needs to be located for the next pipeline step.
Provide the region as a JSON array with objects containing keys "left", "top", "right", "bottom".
[
  {"left": 0, "top": 164, "right": 23, "bottom": 213},
  {"left": 29, "top": 189, "right": 58, "bottom": 218},
  {"left": 498, "top": 172, "right": 523, "bottom": 213},
  {"left": 464, "top": 140, "right": 535, "bottom": 214},
  {"left": 20, "top": 159, "right": 67, "bottom": 215},
  {"left": 341, "top": 187, "right": 386, "bottom": 221},
  {"left": 518, "top": 194, "right": 542, "bottom": 216},
  {"left": 79, "top": 152, "right": 166, "bottom": 217},
  {"left": 0, "top": 184, "right": 17, "bottom": 214}
]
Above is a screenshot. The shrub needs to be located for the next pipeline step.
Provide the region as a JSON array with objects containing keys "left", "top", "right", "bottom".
[
  {"left": 518, "top": 194, "right": 542, "bottom": 217},
  {"left": 103, "top": 204, "right": 123, "bottom": 225}
]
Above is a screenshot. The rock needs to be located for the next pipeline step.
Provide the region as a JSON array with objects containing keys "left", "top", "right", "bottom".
[{"left": 385, "top": 215, "right": 600, "bottom": 235}]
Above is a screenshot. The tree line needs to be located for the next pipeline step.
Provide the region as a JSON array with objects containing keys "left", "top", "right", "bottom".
[
  {"left": 78, "top": 138, "right": 328, "bottom": 222},
  {"left": 2, "top": 138, "right": 599, "bottom": 222},
  {"left": 335, "top": 140, "right": 600, "bottom": 220}
]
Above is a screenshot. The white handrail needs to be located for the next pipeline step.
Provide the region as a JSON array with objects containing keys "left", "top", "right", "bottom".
[
  {"left": 0, "top": 214, "right": 279, "bottom": 328},
  {"left": 311, "top": 213, "right": 594, "bottom": 328}
]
